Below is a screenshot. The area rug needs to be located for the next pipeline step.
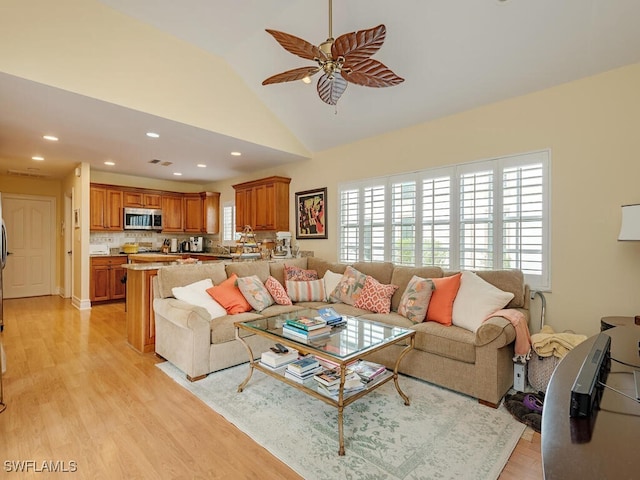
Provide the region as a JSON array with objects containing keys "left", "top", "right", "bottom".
[{"left": 157, "top": 362, "right": 524, "bottom": 480}]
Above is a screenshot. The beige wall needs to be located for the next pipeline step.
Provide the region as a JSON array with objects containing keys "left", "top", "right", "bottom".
[{"left": 208, "top": 63, "right": 640, "bottom": 336}]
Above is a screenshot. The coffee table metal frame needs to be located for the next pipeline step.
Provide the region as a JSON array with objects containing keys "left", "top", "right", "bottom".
[{"left": 235, "top": 311, "right": 415, "bottom": 455}]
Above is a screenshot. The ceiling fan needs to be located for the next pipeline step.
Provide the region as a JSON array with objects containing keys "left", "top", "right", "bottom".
[{"left": 262, "top": 0, "right": 404, "bottom": 106}]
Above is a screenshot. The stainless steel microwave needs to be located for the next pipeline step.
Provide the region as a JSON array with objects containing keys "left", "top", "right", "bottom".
[{"left": 123, "top": 207, "right": 163, "bottom": 230}]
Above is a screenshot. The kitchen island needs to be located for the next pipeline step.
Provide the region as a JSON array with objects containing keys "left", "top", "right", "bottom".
[{"left": 123, "top": 260, "right": 225, "bottom": 353}]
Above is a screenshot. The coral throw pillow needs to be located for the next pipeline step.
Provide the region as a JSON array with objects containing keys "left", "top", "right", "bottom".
[
  {"left": 354, "top": 276, "right": 399, "bottom": 314},
  {"left": 397, "top": 276, "right": 435, "bottom": 323},
  {"left": 206, "top": 273, "right": 252, "bottom": 314},
  {"left": 265, "top": 276, "right": 292, "bottom": 306},
  {"left": 425, "top": 273, "right": 462, "bottom": 326},
  {"left": 330, "top": 266, "right": 367, "bottom": 305},
  {"left": 284, "top": 264, "right": 318, "bottom": 282},
  {"left": 236, "top": 275, "right": 274, "bottom": 312}
]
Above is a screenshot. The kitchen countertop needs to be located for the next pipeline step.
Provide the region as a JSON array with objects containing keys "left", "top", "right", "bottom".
[{"left": 122, "top": 260, "right": 225, "bottom": 270}]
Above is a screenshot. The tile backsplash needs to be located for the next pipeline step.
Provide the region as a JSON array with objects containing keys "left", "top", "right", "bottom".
[{"left": 90, "top": 231, "right": 219, "bottom": 252}]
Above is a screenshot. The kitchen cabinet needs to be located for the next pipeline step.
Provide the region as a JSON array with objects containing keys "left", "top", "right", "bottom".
[
  {"left": 123, "top": 189, "right": 162, "bottom": 209},
  {"left": 90, "top": 256, "right": 127, "bottom": 302},
  {"left": 125, "top": 267, "right": 158, "bottom": 353},
  {"left": 233, "top": 176, "right": 290, "bottom": 232},
  {"left": 90, "top": 184, "right": 124, "bottom": 231},
  {"left": 184, "top": 192, "right": 220, "bottom": 234},
  {"left": 161, "top": 194, "right": 184, "bottom": 232}
]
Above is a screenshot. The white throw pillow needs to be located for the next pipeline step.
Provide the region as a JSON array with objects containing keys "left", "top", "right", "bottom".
[
  {"left": 323, "top": 270, "right": 343, "bottom": 301},
  {"left": 172, "top": 278, "right": 227, "bottom": 320},
  {"left": 452, "top": 271, "right": 514, "bottom": 332}
]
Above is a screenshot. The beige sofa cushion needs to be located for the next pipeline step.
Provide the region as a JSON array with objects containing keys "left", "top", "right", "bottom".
[
  {"left": 156, "top": 263, "right": 228, "bottom": 299},
  {"left": 226, "top": 261, "right": 271, "bottom": 283},
  {"left": 475, "top": 270, "right": 525, "bottom": 308},
  {"left": 412, "top": 321, "right": 477, "bottom": 364},
  {"left": 352, "top": 261, "right": 395, "bottom": 285},
  {"left": 389, "top": 266, "right": 444, "bottom": 312},
  {"left": 306, "top": 257, "right": 347, "bottom": 278}
]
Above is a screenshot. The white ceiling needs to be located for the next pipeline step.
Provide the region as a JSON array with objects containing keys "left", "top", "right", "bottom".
[{"left": 2, "top": 0, "right": 640, "bottom": 184}]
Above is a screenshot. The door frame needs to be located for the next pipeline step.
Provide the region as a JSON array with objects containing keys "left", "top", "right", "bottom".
[
  {"left": 64, "top": 192, "right": 73, "bottom": 298},
  {"left": 2, "top": 193, "right": 57, "bottom": 298}
]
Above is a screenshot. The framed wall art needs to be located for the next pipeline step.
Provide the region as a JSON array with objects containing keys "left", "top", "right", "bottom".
[{"left": 295, "top": 187, "right": 327, "bottom": 239}]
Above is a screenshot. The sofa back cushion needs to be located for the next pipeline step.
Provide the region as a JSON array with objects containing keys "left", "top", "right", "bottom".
[
  {"left": 306, "top": 257, "right": 347, "bottom": 279},
  {"left": 473, "top": 270, "right": 525, "bottom": 308},
  {"left": 268, "top": 258, "right": 308, "bottom": 286},
  {"left": 352, "top": 262, "right": 395, "bottom": 285},
  {"left": 156, "top": 263, "right": 228, "bottom": 299},
  {"left": 226, "top": 260, "right": 271, "bottom": 283},
  {"left": 390, "top": 266, "right": 444, "bottom": 312}
]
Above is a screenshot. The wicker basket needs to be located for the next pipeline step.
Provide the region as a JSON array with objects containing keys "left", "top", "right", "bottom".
[{"left": 527, "top": 353, "right": 561, "bottom": 393}]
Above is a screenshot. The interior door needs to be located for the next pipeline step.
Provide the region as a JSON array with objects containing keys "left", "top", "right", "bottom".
[{"left": 2, "top": 195, "right": 55, "bottom": 299}]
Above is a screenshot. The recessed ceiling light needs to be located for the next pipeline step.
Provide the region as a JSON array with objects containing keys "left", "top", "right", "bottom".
[
  {"left": 43, "top": 135, "right": 59, "bottom": 141},
  {"left": 104, "top": 161, "right": 115, "bottom": 166},
  {"left": 197, "top": 164, "right": 207, "bottom": 168},
  {"left": 231, "top": 151, "right": 242, "bottom": 156},
  {"left": 32, "top": 156, "right": 44, "bottom": 161},
  {"left": 146, "top": 132, "right": 160, "bottom": 138},
  {"left": 173, "top": 172, "right": 182, "bottom": 176}
]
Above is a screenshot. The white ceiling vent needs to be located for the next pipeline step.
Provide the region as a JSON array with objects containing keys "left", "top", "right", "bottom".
[{"left": 6, "top": 169, "right": 51, "bottom": 178}]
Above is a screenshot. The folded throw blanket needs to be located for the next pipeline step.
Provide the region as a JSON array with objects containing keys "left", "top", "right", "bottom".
[
  {"left": 531, "top": 325, "right": 587, "bottom": 359},
  {"left": 486, "top": 309, "right": 532, "bottom": 363}
]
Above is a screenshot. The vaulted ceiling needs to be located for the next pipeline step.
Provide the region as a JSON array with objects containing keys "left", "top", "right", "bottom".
[{"left": 1, "top": 0, "right": 640, "bottom": 183}]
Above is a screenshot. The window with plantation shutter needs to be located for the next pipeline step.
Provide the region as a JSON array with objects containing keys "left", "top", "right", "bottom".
[
  {"left": 221, "top": 201, "right": 237, "bottom": 244},
  {"left": 422, "top": 175, "right": 451, "bottom": 268},
  {"left": 338, "top": 150, "right": 550, "bottom": 290}
]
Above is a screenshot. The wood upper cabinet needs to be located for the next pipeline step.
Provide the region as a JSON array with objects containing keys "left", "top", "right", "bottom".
[
  {"left": 90, "top": 256, "right": 126, "bottom": 302},
  {"left": 91, "top": 184, "right": 219, "bottom": 233},
  {"left": 233, "top": 176, "right": 290, "bottom": 232},
  {"left": 161, "top": 194, "right": 184, "bottom": 232},
  {"left": 123, "top": 189, "right": 162, "bottom": 209},
  {"left": 184, "top": 192, "right": 220, "bottom": 234},
  {"left": 90, "top": 184, "right": 123, "bottom": 231}
]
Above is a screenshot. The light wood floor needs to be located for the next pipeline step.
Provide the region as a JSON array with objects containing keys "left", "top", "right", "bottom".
[{"left": 0, "top": 296, "right": 542, "bottom": 479}]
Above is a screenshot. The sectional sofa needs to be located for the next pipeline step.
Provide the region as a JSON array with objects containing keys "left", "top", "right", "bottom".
[{"left": 152, "top": 257, "right": 529, "bottom": 406}]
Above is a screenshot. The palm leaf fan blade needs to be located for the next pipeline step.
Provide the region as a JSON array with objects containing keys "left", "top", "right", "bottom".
[
  {"left": 263, "top": 66, "right": 320, "bottom": 85},
  {"left": 342, "top": 59, "right": 404, "bottom": 88},
  {"left": 332, "top": 24, "right": 386, "bottom": 65},
  {"left": 265, "top": 29, "right": 326, "bottom": 61},
  {"left": 317, "top": 72, "right": 348, "bottom": 105}
]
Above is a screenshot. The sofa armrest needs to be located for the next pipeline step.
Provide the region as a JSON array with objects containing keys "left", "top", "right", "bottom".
[
  {"left": 153, "top": 298, "right": 210, "bottom": 331},
  {"left": 475, "top": 316, "right": 516, "bottom": 348}
]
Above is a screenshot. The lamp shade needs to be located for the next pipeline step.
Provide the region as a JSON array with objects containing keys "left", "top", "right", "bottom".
[{"left": 618, "top": 204, "right": 640, "bottom": 240}]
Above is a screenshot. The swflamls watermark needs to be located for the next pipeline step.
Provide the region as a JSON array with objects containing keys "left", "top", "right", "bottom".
[{"left": 4, "top": 460, "right": 78, "bottom": 473}]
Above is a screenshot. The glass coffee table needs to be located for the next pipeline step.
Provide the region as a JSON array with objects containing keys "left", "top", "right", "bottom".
[{"left": 235, "top": 309, "right": 415, "bottom": 455}]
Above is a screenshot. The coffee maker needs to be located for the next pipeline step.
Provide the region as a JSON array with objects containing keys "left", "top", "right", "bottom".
[{"left": 273, "top": 232, "right": 292, "bottom": 258}]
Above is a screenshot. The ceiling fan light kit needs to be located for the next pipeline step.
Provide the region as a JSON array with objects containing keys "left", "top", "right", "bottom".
[{"left": 262, "top": 0, "right": 404, "bottom": 106}]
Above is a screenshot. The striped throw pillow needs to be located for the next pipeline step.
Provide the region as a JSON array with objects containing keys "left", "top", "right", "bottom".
[{"left": 285, "top": 279, "right": 327, "bottom": 302}]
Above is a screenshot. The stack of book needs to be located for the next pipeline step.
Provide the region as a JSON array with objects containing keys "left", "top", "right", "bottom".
[
  {"left": 259, "top": 348, "right": 299, "bottom": 371},
  {"left": 284, "top": 356, "right": 322, "bottom": 383},
  {"left": 315, "top": 369, "right": 365, "bottom": 398},
  {"left": 351, "top": 359, "right": 387, "bottom": 383},
  {"left": 317, "top": 307, "right": 347, "bottom": 327},
  {"left": 282, "top": 316, "right": 331, "bottom": 342}
]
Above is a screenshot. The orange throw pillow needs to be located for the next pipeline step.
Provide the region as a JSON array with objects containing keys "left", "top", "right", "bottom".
[
  {"left": 206, "top": 273, "right": 252, "bottom": 315},
  {"left": 426, "top": 273, "right": 462, "bottom": 326}
]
